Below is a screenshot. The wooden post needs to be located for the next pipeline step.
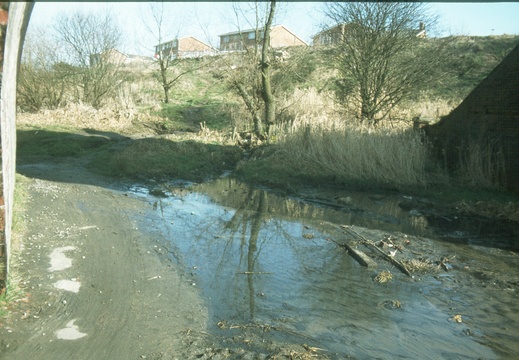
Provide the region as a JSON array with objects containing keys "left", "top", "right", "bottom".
[{"left": 0, "top": 1, "right": 33, "bottom": 294}]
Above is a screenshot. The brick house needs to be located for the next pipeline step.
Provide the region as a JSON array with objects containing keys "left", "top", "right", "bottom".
[
  {"left": 218, "top": 25, "right": 307, "bottom": 51},
  {"left": 312, "top": 23, "right": 352, "bottom": 47},
  {"left": 90, "top": 49, "right": 153, "bottom": 66},
  {"left": 154, "top": 36, "right": 217, "bottom": 59},
  {"left": 312, "top": 22, "right": 427, "bottom": 47},
  {"left": 90, "top": 48, "right": 127, "bottom": 66}
]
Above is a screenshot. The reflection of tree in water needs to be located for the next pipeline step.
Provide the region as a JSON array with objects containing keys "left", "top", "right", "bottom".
[
  {"left": 194, "top": 177, "right": 432, "bottom": 238},
  {"left": 222, "top": 187, "right": 268, "bottom": 322},
  {"left": 162, "top": 178, "right": 503, "bottom": 358},
  {"left": 193, "top": 178, "right": 340, "bottom": 322}
]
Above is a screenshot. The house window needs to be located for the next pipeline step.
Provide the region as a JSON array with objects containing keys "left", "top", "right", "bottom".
[
  {"left": 248, "top": 32, "right": 255, "bottom": 40},
  {"left": 223, "top": 36, "right": 229, "bottom": 43}
]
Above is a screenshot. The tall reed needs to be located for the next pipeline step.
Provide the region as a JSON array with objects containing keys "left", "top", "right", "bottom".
[
  {"left": 268, "top": 88, "right": 433, "bottom": 189},
  {"left": 277, "top": 116, "right": 430, "bottom": 188}
]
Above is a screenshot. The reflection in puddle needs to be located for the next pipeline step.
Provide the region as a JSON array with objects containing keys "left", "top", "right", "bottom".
[{"left": 132, "top": 177, "right": 517, "bottom": 359}]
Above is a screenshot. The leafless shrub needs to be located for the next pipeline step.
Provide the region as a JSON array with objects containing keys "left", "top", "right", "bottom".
[
  {"left": 18, "top": 25, "right": 72, "bottom": 112},
  {"left": 53, "top": 10, "right": 125, "bottom": 108}
]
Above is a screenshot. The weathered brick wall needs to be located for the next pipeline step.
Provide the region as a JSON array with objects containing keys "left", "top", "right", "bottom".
[
  {"left": 270, "top": 26, "right": 307, "bottom": 47},
  {"left": 425, "top": 42, "right": 519, "bottom": 191}
]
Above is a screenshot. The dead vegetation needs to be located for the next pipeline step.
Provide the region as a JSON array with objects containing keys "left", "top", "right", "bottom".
[
  {"left": 450, "top": 200, "right": 519, "bottom": 223},
  {"left": 374, "top": 270, "right": 393, "bottom": 283},
  {"left": 401, "top": 258, "right": 437, "bottom": 273},
  {"left": 323, "top": 221, "right": 462, "bottom": 281}
]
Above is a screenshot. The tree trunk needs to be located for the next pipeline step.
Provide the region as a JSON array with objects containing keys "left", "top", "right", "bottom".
[
  {"left": 0, "top": 1, "right": 34, "bottom": 294},
  {"left": 360, "top": 85, "right": 376, "bottom": 123},
  {"left": 163, "top": 85, "right": 169, "bottom": 104},
  {"left": 260, "top": 1, "right": 276, "bottom": 137},
  {"left": 236, "top": 81, "right": 263, "bottom": 135}
]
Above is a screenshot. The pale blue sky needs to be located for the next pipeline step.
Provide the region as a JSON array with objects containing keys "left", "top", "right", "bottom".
[{"left": 29, "top": 2, "right": 519, "bottom": 56}]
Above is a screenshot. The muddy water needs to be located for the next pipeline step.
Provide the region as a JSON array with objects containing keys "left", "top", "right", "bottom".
[{"left": 130, "top": 177, "right": 519, "bottom": 359}]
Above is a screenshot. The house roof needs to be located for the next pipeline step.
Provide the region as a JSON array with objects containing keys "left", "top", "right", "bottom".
[{"left": 218, "top": 27, "right": 261, "bottom": 37}]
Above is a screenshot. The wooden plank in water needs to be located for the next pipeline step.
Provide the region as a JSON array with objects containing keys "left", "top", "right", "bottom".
[{"left": 336, "top": 239, "right": 378, "bottom": 268}]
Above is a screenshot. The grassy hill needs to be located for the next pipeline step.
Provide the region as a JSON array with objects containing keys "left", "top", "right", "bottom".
[
  {"left": 16, "top": 34, "right": 519, "bottom": 205},
  {"left": 128, "top": 34, "right": 519, "bottom": 130}
]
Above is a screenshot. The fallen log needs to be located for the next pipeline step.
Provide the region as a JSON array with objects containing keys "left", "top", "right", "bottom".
[
  {"left": 328, "top": 237, "right": 377, "bottom": 268},
  {"left": 341, "top": 226, "right": 412, "bottom": 277},
  {"left": 343, "top": 242, "right": 378, "bottom": 268}
]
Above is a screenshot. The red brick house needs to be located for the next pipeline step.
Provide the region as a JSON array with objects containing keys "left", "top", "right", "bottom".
[
  {"left": 154, "top": 36, "right": 217, "bottom": 59},
  {"left": 312, "top": 23, "right": 352, "bottom": 47},
  {"left": 219, "top": 25, "right": 307, "bottom": 51},
  {"left": 312, "top": 22, "right": 427, "bottom": 47}
]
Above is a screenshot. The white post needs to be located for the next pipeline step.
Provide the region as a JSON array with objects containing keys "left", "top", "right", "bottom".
[{"left": 0, "top": 1, "right": 33, "bottom": 289}]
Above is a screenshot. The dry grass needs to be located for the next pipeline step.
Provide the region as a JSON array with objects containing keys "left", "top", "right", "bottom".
[
  {"left": 392, "top": 97, "right": 460, "bottom": 125},
  {"left": 276, "top": 117, "right": 431, "bottom": 188},
  {"left": 402, "top": 258, "right": 437, "bottom": 273},
  {"left": 374, "top": 270, "right": 393, "bottom": 283},
  {"left": 455, "top": 140, "right": 506, "bottom": 189},
  {"left": 233, "top": 88, "right": 439, "bottom": 190},
  {"left": 113, "top": 78, "right": 162, "bottom": 111},
  {"left": 451, "top": 200, "right": 519, "bottom": 222},
  {"left": 18, "top": 103, "right": 134, "bottom": 131},
  {"left": 277, "top": 88, "right": 339, "bottom": 124},
  {"left": 17, "top": 101, "right": 165, "bottom": 136}
]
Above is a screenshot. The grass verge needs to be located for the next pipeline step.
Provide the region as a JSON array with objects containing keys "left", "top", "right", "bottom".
[
  {"left": 1, "top": 174, "right": 31, "bottom": 318},
  {"left": 17, "top": 126, "right": 115, "bottom": 161},
  {"left": 89, "top": 136, "right": 243, "bottom": 182}
]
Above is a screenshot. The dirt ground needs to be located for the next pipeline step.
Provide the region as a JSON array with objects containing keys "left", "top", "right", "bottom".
[
  {"left": 0, "top": 159, "right": 327, "bottom": 360},
  {"left": 1, "top": 161, "right": 314, "bottom": 360},
  {"left": 2, "top": 159, "right": 519, "bottom": 359}
]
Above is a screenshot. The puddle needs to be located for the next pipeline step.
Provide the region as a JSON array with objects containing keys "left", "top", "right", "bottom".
[
  {"left": 53, "top": 279, "right": 81, "bottom": 293},
  {"left": 131, "top": 177, "right": 519, "bottom": 358},
  {"left": 48, "top": 246, "right": 76, "bottom": 272},
  {"left": 56, "top": 319, "right": 87, "bottom": 340}
]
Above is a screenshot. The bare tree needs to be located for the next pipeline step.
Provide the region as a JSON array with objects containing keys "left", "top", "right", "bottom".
[
  {"left": 323, "top": 2, "right": 444, "bottom": 124},
  {"left": 18, "top": 26, "right": 69, "bottom": 111},
  {"left": 53, "top": 10, "right": 124, "bottom": 108},
  {"left": 220, "top": 1, "right": 278, "bottom": 138},
  {"left": 142, "top": 2, "right": 210, "bottom": 104},
  {"left": 261, "top": 1, "right": 276, "bottom": 131}
]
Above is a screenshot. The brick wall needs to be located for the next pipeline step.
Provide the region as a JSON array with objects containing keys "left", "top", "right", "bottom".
[{"left": 425, "top": 43, "right": 519, "bottom": 191}]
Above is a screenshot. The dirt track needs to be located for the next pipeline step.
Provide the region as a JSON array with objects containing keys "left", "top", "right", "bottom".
[
  {"left": 3, "top": 160, "right": 519, "bottom": 359},
  {"left": 1, "top": 163, "right": 214, "bottom": 359}
]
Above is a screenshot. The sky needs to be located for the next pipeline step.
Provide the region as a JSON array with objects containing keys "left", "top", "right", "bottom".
[{"left": 29, "top": 2, "right": 519, "bottom": 57}]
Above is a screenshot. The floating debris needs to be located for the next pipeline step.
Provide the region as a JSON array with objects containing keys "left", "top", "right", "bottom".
[{"left": 374, "top": 270, "right": 393, "bottom": 283}]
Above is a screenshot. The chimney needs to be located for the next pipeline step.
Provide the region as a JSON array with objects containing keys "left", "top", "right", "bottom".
[{"left": 419, "top": 22, "right": 425, "bottom": 31}]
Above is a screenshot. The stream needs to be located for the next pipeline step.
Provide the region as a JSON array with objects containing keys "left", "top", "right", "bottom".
[{"left": 128, "top": 176, "right": 519, "bottom": 359}]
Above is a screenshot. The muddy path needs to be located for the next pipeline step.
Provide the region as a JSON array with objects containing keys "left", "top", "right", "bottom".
[
  {"left": 1, "top": 162, "right": 214, "bottom": 359},
  {"left": 1, "top": 161, "right": 327, "bottom": 359},
  {"left": 2, "top": 159, "right": 519, "bottom": 359}
]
